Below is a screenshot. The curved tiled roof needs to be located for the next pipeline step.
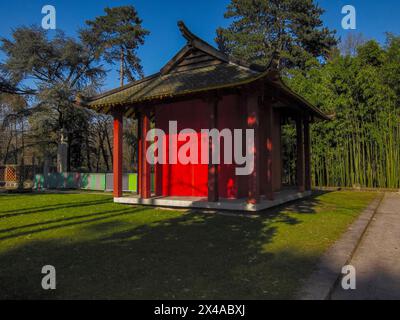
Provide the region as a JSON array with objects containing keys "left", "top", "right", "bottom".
[
  {"left": 85, "top": 64, "right": 265, "bottom": 108},
  {"left": 77, "top": 21, "right": 329, "bottom": 120}
]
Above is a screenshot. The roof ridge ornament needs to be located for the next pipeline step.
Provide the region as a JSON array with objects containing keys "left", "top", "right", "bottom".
[
  {"left": 178, "top": 20, "right": 197, "bottom": 44},
  {"left": 175, "top": 21, "right": 268, "bottom": 73}
]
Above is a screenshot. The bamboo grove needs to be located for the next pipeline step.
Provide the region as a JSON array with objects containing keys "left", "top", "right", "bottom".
[{"left": 287, "top": 35, "right": 400, "bottom": 189}]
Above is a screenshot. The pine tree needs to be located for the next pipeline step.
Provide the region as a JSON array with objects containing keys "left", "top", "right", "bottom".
[
  {"left": 82, "top": 6, "right": 149, "bottom": 86},
  {"left": 1, "top": 27, "right": 105, "bottom": 171},
  {"left": 216, "top": 0, "right": 337, "bottom": 70}
]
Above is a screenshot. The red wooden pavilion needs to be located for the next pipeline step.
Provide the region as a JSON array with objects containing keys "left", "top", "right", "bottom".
[{"left": 78, "top": 22, "right": 329, "bottom": 211}]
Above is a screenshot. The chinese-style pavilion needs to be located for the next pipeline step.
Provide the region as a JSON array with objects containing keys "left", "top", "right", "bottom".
[{"left": 77, "top": 21, "right": 329, "bottom": 211}]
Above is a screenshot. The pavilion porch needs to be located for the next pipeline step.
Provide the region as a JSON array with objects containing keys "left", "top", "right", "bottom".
[
  {"left": 109, "top": 105, "right": 314, "bottom": 212},
  {"left": 77, "top": 22, "right": 329, "bottom": 212},
  {"left": 114, "top": 187, "right": 312, "bottom": 212}
]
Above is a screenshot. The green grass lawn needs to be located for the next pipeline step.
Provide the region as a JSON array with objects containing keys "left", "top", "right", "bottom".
[{"left": 0, "top": 191, "right": 375, "bottom": 299}]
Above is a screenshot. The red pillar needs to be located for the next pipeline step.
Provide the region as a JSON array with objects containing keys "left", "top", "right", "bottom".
[
  {"left": 304, "top": 116, "right": 311, "bottom": 191},
  {"left": 137, "top": 114, "right": 142, "bottom": 195},
  {"left": 208, "top": 98, "right": 219, "bottom": 202},
  {"left": 113, "top": 111, "right": 123, "bottom": 197},
  {"left": 247, "top": 94, "right": 261, "bottom": 204},
  {"left": 153, "top": 111, "right": 163, "bottom": 197},
  {"left": 140, "top": 111, "right": 151, "bottom": 199},
  {"left": 296, "top": 116, "right": 305, "bottom": 192},
  {"left": 265, "top": 102, "right": 274, "bottom": 200}
]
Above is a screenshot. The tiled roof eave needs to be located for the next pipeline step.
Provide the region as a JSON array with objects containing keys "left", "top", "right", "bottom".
[
  {"left": 76, "top": 21, "right": 330, "bottom": 121},
  {"left": 86, "top": 70, "right": 268, "bottom": 109}
]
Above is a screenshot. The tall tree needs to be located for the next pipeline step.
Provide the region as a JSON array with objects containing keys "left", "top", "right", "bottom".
[
  {"left": 339, "top": 33, "right": 366, "bottom": 57},
  {"left": 0, "top": 93, "right": 28, "bottom": 165},
  {"left": 287, "top": 36, "right": 400, "bottom": 189},
  {"left": 383, "top": 33, "right": 400, "bottom": 104},
  {"left": 1, "top": 27, "right": 104, "bottom": 171},
  {"left": 216, "top": 0, "right": 337, "bottom": 71},
  {"left": 82, "top": 5, "right": 149, "bottom": 86}
]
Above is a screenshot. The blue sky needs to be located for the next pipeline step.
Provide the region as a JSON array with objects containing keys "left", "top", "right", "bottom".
[{"left": 0, "top": 0, "right": 399, "bottom": 90}]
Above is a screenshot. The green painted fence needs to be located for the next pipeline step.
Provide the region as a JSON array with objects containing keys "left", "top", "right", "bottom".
[{"left": 33, "top": 172, "right": 154, "bottom": 193}]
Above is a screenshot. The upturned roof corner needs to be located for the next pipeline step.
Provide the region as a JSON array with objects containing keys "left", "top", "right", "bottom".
[
  {"left": 75, "top": 20, "right": 330, "bottom": 121},
  {"left": 177, "top": 20, "right": 198, "bottom": 44}
]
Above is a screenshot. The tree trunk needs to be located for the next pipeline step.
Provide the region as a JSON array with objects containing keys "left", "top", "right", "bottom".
[
  {"left": 120, "top": 47, "right": 124, "bottom": 87},
  {"left": 14, "top": 120, "right": 18, "bottom": 164},
  {"left": 105, "top": 126, "right": 113, "bottom": 161},
  {"left": 67, "top": 133, "right": 71, "bottom": 172},
  {"left": 21, "top": 119, "right": 25, "bottom": 178},
  {"left": 85, "top": 134, "right": 92, "bottom": 172},
  {"left": 3, "top": 134, "right": 13, "bottom": 165},
  {"left": 95, "top": 146, "right": 100, "bottom": 173},
  {"left": 100, "top": 131, "right": 110, "bottom": 172}
]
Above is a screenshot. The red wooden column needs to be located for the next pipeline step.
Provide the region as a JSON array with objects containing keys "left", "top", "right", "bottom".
[
  {"left": 153, "top": 111, "right": 163, "bottom": 197},
  {"left": 247, "top": 93, "right": 261, "bottom": 204},
  {"left": 139, "top": 111, "right": 151, "bottom": 199},
  {"left": 113, "top": 110, "right": 123, "bottom": 198},
  {"left": 208, "top": 97, "right": 219, "bottom": 202},
  {"left": 265, "top": 101, "right": 274, "bottom": 200},
  {"left": 296, "top": 115, "right": 305, "bottom": 192},
  {"left": 304, "top": 116, "right": 312, "bottom": 191},
  {"left": 136, "top": 113, "right": 142, "bottom": 195}
]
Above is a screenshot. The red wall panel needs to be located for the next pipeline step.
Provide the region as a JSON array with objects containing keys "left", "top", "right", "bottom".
[
  {"left": 156, "top": 99, "right": 210, "bottom": 197},
  {"left": 155, "top": 95, "right": 250, "bottom": 198},
  {"left": 153, "top": 94, "right": 284, "bottom": 199}
]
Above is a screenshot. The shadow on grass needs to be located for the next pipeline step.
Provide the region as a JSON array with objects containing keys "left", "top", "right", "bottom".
[
  {"left": 0, "top": 198, "right": 112, "bottom": 218},
  {"left": 0, "top": 207, "right": 150, "bottom": 241},
  {"left": 259, "top": 190, "right": 331, "bottom": 216},
  {"left": 0, "top": 192, "right": 331, "bottom": 300}
]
